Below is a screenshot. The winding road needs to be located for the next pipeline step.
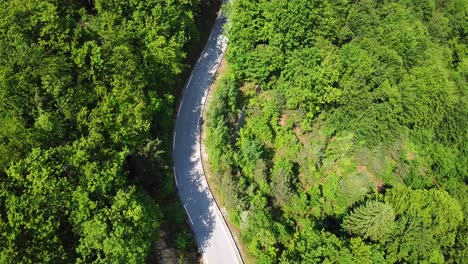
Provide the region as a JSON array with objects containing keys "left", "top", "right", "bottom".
[{"left": 172, "top": 11, "right": 243, "bottom": 264}]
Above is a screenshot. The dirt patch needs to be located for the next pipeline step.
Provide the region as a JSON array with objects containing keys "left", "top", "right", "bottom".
[
  {"left": 294, "top": 126, "right": 310, "bottom": 146},
  {"left": 357, "top": 164, "right": 383, "bottom": 190},
  {"left": 217, "top": 58, "right": 228, "bottom": 75},
  {"left": 357, "top": 164, "right": 366, "bottom": 173},
  {"left": 279, "top": 113, "right": 290, "bottom": 127},
  {"left": 407, "top": 151, "right": 416, "bottom": 160},
  {"left": 152, "top": 232, "right": 179, "bottom": 264},
  {"left": 239, "top": 82, "right": 258, "bottom": 97},
  {"left": 212, "top": 58, "right": 228, "bottom": 88}
]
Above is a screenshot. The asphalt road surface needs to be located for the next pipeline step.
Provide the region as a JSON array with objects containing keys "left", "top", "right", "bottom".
[{"left": 172, "top": 12, "right": 242, "bottom": 264}]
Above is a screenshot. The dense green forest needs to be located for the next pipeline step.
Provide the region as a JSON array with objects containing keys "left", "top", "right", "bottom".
[
  {"left": 206, "top": 0, "right": 467, "bottom": 263},
  {"left": 0, "top": 0, "right": 219, "bottom": 262}
]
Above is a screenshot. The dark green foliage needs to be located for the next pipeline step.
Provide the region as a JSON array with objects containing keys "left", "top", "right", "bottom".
[
  {"left": 205, "top": 0, "right": 468, "bottom": 262},
  {"left": 0, "top": 0, "right": 204, "bottom": 262}
]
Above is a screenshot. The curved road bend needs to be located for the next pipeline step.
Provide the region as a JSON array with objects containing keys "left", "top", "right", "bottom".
[{"left": 172, "top": 12, "right": 242, "bottom": 264}]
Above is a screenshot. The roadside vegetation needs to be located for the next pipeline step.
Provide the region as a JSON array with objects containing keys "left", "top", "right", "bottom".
[
  {"left": 0, "top": 0, "right": 221, "bottom": 262},
  {"left": 205, "top": 0, "right": 467, "bottom": 263}
]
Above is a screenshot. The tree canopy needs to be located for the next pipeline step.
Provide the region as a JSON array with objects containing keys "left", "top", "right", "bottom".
[
  {"left": 0, "top": 0, "right": 209, "bottom": 262},
  {"left": 205, "top": 0, "right": 468, "bottom": 262}
]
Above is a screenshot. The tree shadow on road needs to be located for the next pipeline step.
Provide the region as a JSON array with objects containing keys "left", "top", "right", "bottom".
[{"left": 173, "top": 14, "right": 229, "bottom": 257}]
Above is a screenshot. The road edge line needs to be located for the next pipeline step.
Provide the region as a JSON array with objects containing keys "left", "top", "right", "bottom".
[{"left": 197, "top": 19, "right": 245, "bottom": 264}]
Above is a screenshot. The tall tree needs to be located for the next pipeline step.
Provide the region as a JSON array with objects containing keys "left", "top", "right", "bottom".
[{"left": 342, "top": 200, "right": 395, "bottom": 243}]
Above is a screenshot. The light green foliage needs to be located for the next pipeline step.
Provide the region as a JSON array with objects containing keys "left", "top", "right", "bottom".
[
  {"left": 241, "top": 210, "right": 278, "bottom": 263},
  {"left": 321, "top": 173, "right": 347, "bottom": 216},
  {"left": 384, "top": 187, "right": 463, "bottom": 263},
  {"left": 0, "top": 0, "right": 203, "bottom": 262},
  {"left": 204, "top": 0, "right": 468, "bottom": 262},
  {"left": 1, "top": 149, "right": 74, "bottom": 263},
  {"left": 76, "top": 187, "right": 159, "bottom": 264},
  {"left": 280, "top": 224, "right": 386, "bottom": 264},
  {"left": 339, "top": 173, "right": 374, "bottom": 206},
  {"left": 278, "top": 46, "right": 342, "bottom": 121},
  {"left": 342, "top": 201, "right": 395, "bottom": 243},
  {"left": 204, "top": 70, "right": 244, "bottom": 213}
]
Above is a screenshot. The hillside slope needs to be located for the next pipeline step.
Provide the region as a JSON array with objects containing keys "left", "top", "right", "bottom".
[{"left": 205, "top": 0, "right": 467, "bottom": 263}]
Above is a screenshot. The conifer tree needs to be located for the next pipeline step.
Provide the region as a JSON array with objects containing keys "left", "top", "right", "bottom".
[{"left": 342, "top": 200, "right": 395, "bottom": 243}]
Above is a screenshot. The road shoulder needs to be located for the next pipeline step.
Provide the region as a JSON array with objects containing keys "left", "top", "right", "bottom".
[{"left": 200, "top": 57, "right": 253, "bottom": 264}]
